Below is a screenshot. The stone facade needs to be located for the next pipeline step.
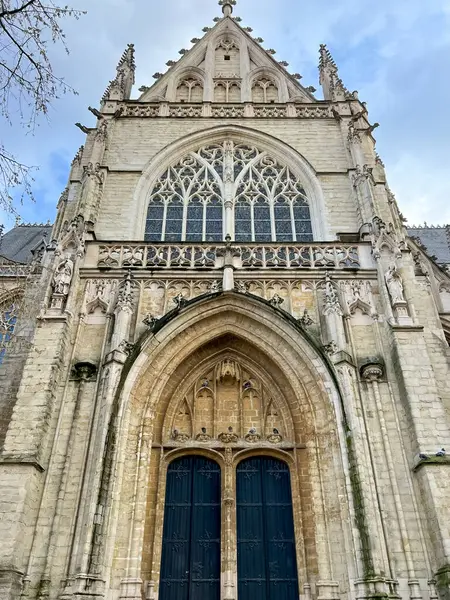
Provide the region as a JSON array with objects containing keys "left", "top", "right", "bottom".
[{"left": 1, "top": 2, "right": 450, "bottom": 600}]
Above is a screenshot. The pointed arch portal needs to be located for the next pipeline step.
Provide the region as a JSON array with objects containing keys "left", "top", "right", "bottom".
[{"left": 105, "top": 293, "right": 353, "bottom": 599}]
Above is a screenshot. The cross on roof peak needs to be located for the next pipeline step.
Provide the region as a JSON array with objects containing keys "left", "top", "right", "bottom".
[{"left": 219, "top": 0, "right": 236, "bottom": 17}]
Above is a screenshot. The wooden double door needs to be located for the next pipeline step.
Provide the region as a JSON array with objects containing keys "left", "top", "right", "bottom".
[{"left": 159, "top": 455, "right": 298, "bottom": 600}]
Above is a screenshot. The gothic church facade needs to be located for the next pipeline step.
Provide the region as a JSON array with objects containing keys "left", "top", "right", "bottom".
[{"left": 1, "top": 2, "right": 450, "bottom": 600}]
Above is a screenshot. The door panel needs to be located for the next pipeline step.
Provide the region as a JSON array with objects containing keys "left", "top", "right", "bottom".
[
  {"left": 237, "top": 457, "right": 299, "bottom": 600},
  {"left": 160, "top": 456, "right": 221, "bottom": 600}
]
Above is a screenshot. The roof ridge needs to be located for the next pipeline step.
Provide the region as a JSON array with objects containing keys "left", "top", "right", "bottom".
[
  {"left": 17, "top": 221, "right": 52, "bottom": 228},
  {"left": 408, "top": 224, "right": 449, "bottom": 229}
]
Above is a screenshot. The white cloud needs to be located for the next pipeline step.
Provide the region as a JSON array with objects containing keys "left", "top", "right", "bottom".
[
  {"left": 388, "top": 153, "right": 450, "bottom": 226},
  {"left": 1, "top": 0, "right": 449, "bottom": 230}
]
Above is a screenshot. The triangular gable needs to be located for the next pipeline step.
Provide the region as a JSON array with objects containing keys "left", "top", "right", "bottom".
[{"left": 139, "top": 16, "right": 315, "bottom": 103}]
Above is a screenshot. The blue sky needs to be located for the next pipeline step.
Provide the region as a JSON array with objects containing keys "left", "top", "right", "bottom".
[{"left": 1, "top": 0, "right": 449, "bottom": 231}]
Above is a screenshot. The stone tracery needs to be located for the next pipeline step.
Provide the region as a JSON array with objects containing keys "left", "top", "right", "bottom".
[
  {"left": 165, "top": 356, "right": 289, "bottom": 445},
  {"left": 145, "top": 139, "right": 313, "bottom": 243}
]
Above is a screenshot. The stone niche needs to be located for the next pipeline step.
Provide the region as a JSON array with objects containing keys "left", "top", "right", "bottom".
[{"left": 167, "top": 357, "right": 288, "bottom": 444}]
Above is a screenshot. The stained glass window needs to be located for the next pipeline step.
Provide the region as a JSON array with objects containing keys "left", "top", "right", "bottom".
[{"left": 145, "top": 141, "right": 313, "bottom": 242}]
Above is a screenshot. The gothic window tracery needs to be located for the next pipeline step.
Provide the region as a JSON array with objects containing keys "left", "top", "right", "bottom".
[
  {"left": 0, "top": 301, "right": 18, "bottom": 364},
  {"left": 252, "top": 77, "right": 279, "bottom": 103},
  {"left": 145, "top": 141, "right": 313, "bottom": 243},
  {"left": 175, "top": 77, "right": 203, "bottom": 103}
]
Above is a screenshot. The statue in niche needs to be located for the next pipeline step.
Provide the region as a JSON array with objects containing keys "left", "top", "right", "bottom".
[
  {"left": 385, "top": 265, "right": 405, "bottom": 304},
  {"left": 53, "top": 257, "right": 74, "bottom": 296}
]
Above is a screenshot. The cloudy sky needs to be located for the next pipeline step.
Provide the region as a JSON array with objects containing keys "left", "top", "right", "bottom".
[{"left": 1, "top": 0, "right": 450, "bottom": 231}]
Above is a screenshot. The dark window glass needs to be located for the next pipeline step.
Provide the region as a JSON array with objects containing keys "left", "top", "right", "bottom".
[
  {"left": 293, "top": 202, "right": 313, "bottom": 242},
  {"left": 145, "top": 199, "right": 164, "bottom": 242},
  {"left": 0, "top": 308, "right": 17, "bottom": 365},
  {"left": 254, "top": 199, "right": 271, "bottom": 242},
  {"left": 186, "top": 198, "right": 203, "bottom": 241},
  {"left": 165, "top": 200, "right": 183, "bottom": 242},
  {"left": 235, "top": 202, "right": 252, "bottom": 241},
  {"left": 205, "top": 198, "right": 223, "bottom": 242},
  {"left": 274, "top": 200, "right": 293, "bottom": 242}
]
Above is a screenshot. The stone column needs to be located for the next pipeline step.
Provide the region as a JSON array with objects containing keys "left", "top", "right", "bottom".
[
  {"left": 223, "top": 448, "right": 236, "bottom": 600},
  {"left": 119, "top": 415, "right": 154, "bottom": 600},
  {"left": 336, "top": 362, "right": 393, "bottom": 596},
  {"left": 111, "top": 273, "right": 134, "bottom": 351},
  {"left": 361, "top": 362, "right": 423, "bottom": 600}
]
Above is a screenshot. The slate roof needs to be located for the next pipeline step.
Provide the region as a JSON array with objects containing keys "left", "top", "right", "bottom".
[
  {"left": 407, "top": 226, "right": 450, "bottom": 265},
  {"left": 0, "top": 224, "right": 52, "bottom": 264}
]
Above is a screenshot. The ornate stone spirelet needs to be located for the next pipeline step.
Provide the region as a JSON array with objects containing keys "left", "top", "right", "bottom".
[
  {"left": 270, "top": 293, "right": 284, "bottom": 308},
  {"left": 323, "top": 341, "right": 338, "bottom": 356},
  {"left": 209, "top": 280, "right": 222, "bottom": 293},
  {"left": 235, "top": 281, "right": 248, "bottom": 294},
  {"left": 299, "top": 309, "right": 314, "bottom": 327},
  {"left": 118, "top": 340, "right": 134, "bottom": 355},
  {"left": 117, "top": 271, "right": 134, "bottom": 310},
  {"left": 173, "top": 292, "right": 187, "bottom": 308},
  {"left": 323, "top": 274, "right": 342, "bottom": 316},
  {"left": 143, "top": 314, "right": 159, "bottom": 329}
]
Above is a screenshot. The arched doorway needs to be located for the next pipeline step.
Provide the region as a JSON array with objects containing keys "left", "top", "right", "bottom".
[
  {"left": 237, "top": 456, "right": 299, "bottom": 600},
  {"left": 159, "top": 456, "right": 221, "bottom": 600}
]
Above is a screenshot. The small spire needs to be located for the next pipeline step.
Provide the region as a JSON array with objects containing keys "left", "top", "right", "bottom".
[
  {"left": 102, "top": 43, "right": 136, "bottom": 103},
  {"left": 219, "top": 0, "right": 236, "bottom": 17},
  {"left": 117, "top": 43, "right": 136, "bottom": 71},
  {"left": 319, "top": 44, "right": 337, "bottom": 74},
  {"left": 319, "top": 43, "right": 350, "bottom": 101}
]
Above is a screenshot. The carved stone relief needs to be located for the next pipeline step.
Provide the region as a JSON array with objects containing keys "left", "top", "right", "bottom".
[
  {"left": 166, "top": 358, "right": 287, "bottom": 446},
  {"left": 340, "top": 280, "right": 377, "bottom": 322}
]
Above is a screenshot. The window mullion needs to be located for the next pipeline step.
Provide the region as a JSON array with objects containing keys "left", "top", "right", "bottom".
[
  {"left": 269, "top": 199, "right": 276, "bottom": 242},
  {"left": 202, "top": 200, "right": 207, "bottom": 242},
  {"left": 182, "top": 196, "right": 188, "bottom": 241},
  {"left": 290, "top": 201, "right": 296, "bottom": 242},
  {"left": 251, "top": 201, "right": 255, "bottom": 242},
  {"left": 161, "top": 201, "right": 168, "bottom": 242}
]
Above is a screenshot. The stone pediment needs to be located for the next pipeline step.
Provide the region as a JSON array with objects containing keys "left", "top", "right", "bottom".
[{"left": 139, "top": 15, "right": 315, "bottom": 104}]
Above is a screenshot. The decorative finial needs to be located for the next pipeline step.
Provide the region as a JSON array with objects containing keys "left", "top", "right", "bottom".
[{"left": 219, "top": 0, "right": 236, "bottom": 17}]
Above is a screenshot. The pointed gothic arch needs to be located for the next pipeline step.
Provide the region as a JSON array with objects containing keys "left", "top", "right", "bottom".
[
  {"left": 81, "top": 292, "right": 359, "bottom": 598},
  {"left": 133, "top": 125, "right": 330, "bottom": 241},
  {"left": 248, "top": 66, "right": 288, "bottom": 103},
  {"left": 0, "top": 287, "right": 23, "bottom": 364}
]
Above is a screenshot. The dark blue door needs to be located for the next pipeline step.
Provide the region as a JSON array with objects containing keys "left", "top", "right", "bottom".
[
  {"left": 160, "top": 456, "right": 221, "bottom": 600},
  {"left": 237, "top": 457, "right": 299, "bottom": 600}
]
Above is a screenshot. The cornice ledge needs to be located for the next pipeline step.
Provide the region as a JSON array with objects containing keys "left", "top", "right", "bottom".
[
  {"left": 0, "top": 455, "right": 45, "bottom": 472},
  {"left": 413, "top": 454, "right": 450, "bottom": 471},
  {"left": 389, "top": 324, "right": 424, "bottom": 332}
]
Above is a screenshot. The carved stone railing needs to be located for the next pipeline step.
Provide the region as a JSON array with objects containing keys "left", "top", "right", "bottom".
[
  {"left": 119, "top": 102, "right": 334, "bottom": 120},
  {"left": 0, "top": 260, "right": 31, "bottom": 277},
  {"left": 96, "top": 243, "right": 361, "bottom": 270}
]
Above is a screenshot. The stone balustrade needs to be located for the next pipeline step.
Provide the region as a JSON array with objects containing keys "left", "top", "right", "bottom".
[{"left": 95, "top": 242, "right": 364, "bottom": 270}]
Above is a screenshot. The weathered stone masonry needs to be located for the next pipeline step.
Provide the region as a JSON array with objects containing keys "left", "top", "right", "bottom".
[{"left": 1, "top": 2, "right": 450, "bottom": 600}]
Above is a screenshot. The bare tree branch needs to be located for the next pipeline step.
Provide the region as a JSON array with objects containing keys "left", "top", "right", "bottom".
[{"left": 0, "top": 0, "right": 86, "bottom": 214}]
